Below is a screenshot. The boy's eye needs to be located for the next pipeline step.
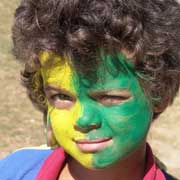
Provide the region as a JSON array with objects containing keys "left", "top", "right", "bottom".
[
  {"left": 91, "top": 90, "right": 131, "bottom": 106},
  {"left": 51, "top": 94, "right": 73, "bottom": 101},
  {"left": 96, "top": 95, "right": 130, "bottom": 106},
  {"left": 44, "top": 85, "right": 75, "bottom": 109},
  {"left": 48, "top": 93, "right": 75, "bottom": 109}
]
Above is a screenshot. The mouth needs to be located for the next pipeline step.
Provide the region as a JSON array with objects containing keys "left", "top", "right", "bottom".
[{"left": 74, "top": 137, "right": 112, "bottom": 153}]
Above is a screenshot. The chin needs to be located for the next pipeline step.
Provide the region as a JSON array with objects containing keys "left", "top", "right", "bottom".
[{"left": 79, "top": 157, "right": 119, "bottom": 170}]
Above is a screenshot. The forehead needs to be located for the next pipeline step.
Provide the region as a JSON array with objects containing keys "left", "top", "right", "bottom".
[
  {"left": 40, "top": 52, "right": 75, "bottom": 91},
  {"left": 40, "top": 51, "right": 135, "bottom": 91}
]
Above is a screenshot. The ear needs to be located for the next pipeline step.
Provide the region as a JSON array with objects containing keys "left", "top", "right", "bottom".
[
  {"left": 153, "top": 106, "right": 164, "bottom": 114},
  {"left": 153, "top": 101, "right": 168, "bottom": 114},
  {"left": 152, "top": 102, "right": 168, "bottom": 120},
  {"left": 46, "top": 120, "right": 59, "bottom": 148}
]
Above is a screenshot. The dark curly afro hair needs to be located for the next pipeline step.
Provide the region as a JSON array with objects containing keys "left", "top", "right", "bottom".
[{"left": 12, "top": 0, "right": 180, "bottom": 119}]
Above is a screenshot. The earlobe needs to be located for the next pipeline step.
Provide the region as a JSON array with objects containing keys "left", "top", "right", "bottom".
[
  {"left": 46, "top": 119, "right": 59, "bottom": 148},
  {"left": 153, "top": 105, "right": 163, "bottom": 113},
  {"left": 152, "top": 103, "right": 167, "bottom": 120},
  {"left": 153, "top": 101, "right": 168, "bottom": 113}
]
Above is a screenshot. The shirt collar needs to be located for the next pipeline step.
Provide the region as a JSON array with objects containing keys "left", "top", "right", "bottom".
[
  {"left": 36, "top": 143, "right": 166, "bottom": 180},
  {"left": 36, "top": 148, "right": 66, "bottom": 180},
  {"left": 143, "top": 143, "right": 166, "bottom": 180}
]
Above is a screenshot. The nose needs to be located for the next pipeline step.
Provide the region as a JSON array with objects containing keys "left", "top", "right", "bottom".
[{"left": 74, "top": 105, "right": 102, "bottom": 133}]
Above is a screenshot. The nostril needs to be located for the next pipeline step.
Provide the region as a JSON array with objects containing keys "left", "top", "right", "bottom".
[
  {"left": 74, "top": 123, "right": 101, "bottom": 133},
  {"left": 89, "top": 123, "right": 101, "bottom": 130}
]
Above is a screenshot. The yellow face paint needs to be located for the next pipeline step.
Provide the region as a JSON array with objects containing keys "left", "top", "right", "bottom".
[{"left": 40, "top": 52, "right": 92, "bottom": 168}]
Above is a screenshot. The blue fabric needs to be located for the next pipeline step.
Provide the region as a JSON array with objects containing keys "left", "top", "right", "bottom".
[
  {"left": 162, "top": 170, "right": 179, "bottom": 180},
  {"left": 0, "top": 148, "right": 52, "bottom": 180}
]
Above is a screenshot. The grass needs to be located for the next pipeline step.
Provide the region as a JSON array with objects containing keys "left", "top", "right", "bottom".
[{"left": 0, "top": 0, "right": 180, "bottom": 178}]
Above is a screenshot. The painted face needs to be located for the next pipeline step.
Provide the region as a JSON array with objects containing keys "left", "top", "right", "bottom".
[{"left": 40, "top": 51, "right": 152, "bottom": 169}]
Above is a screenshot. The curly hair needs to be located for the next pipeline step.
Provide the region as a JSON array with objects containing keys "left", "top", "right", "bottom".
[{"left": 12, "top": 0, "right": 180, "bottom": 119}]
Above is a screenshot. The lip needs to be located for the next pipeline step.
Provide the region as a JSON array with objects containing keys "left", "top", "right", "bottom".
[{"left": 74, "top": 137, "right": 112, "bottom": 153}]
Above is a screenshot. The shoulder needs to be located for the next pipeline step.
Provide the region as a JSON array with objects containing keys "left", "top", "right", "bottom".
[
  {"left": 0, "top": 147, "right": 53, "bottom": 180},
  {"left": 155, "top": 156, "right": 179, "bottom": 180},
  {"left": 162, "top": 170, "right": 179, "bottom": 180}
]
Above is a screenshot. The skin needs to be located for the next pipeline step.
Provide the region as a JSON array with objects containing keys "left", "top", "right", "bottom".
[{"left": 40, "top": 51, "right": 152, "bottom": 170}]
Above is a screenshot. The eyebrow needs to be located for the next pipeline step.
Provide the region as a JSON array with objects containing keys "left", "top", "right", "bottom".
[
  {"left": 44, "top": 85, "right": 62, "bottom": 92},
  {"left": 44, "top": 85, "right": 76, "bottom": 97}
]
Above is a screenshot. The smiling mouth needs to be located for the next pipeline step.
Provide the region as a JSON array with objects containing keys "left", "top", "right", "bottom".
[{"left": 74, "top": 137, "right": 112, "bottom": 153}]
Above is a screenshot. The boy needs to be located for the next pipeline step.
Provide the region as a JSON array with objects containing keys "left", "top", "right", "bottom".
[{"left": 0, "top": 0, "right": 180, "bottom": 179}]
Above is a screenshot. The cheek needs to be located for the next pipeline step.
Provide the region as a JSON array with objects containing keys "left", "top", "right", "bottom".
[
  {"left": 105, "top": 98, "right": 152, "bottom": 141},
  {"left": 91, "top": 101, "right": 152, "bottom": 168},
  {"left": 48, "top": 104, "right": 95, "bottom": 168},
  {"left": 48, "top": 102, "right": 83, "bottom": 140},
  {"left": 50, "top": 110, "right": 74, "bottom": 140}
]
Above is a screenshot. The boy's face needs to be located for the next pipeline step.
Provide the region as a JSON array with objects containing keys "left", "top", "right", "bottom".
[{"left": 40, "top": 52, "right": 152, "bottom": 169}]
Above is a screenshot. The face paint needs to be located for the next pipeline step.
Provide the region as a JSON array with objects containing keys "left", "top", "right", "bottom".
[
  {"left": 40, "top": 52, "right": 92, "bottom": 168},
  {"left": 40, "top": 52, "right": 152, "bottom": 169}
]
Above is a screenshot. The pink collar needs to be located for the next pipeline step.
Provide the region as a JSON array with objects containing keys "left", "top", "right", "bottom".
[
  {"left": 36, "top": 144, "right": 166, "bottom": 180},
  {"left": 143, "top": 143, "right": 165, "bottom": 180},
  {"left": 36, "top": 148, "right": 66, "bottom": 180}
]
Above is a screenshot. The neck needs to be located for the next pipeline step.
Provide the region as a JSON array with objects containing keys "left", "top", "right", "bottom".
[{"left": 66, "top": 142, "right": 147, "bottom": 180}]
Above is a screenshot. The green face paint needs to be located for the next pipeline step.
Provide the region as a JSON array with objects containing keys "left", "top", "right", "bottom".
[{"left": 41, "top": 52, "right": 152, "bottom": 169}]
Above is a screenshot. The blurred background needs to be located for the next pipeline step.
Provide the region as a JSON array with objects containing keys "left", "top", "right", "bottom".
[{"left": 0, "top": 0, "right": 180, "bottom": 178}]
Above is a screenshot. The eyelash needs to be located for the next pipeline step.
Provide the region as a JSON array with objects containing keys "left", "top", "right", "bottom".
[
  {"left": 96, "top": 95, "right": 128, "bottom": 100},
  {"left": 50, "top": 93, "right": 73, "bottom": 101},
  {"left": 93, "top": 94, "right": 130, "bottom": 106}
]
